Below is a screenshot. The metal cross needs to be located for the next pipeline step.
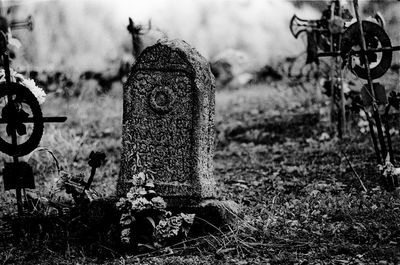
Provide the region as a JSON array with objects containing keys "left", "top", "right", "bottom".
[{"left": 0, "top": 14, "right": 66, "bottom": 215}]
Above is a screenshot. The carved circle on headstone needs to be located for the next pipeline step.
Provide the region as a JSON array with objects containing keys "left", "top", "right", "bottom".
[{"left": 149, "top": 86, "right": 175, "bottom": 114}]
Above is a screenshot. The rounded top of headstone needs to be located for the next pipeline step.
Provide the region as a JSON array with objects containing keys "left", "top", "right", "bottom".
[{"left": 133, "top": 39, "right": 211, "bottom": 78}]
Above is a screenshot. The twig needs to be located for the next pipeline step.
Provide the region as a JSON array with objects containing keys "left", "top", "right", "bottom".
[
  {"left": 93, "top": 243, "right": 121, "bottom": 257},
  {"left": 341, "top": 151, "right": 368, "bottom": 192},
  {"left": 2, "top": 248, "right": 14, "bottom": 265}
]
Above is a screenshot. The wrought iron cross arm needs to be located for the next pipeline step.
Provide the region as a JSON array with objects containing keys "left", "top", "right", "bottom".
[
  {"left": 354, "top": 46, "right": 400, "bottom": 54},
  {"left": 318, "top": 46, "right": 400, "bottom": 58},
  {"left": 0, "top": 116, "right": 67, "bottom": 124},
  {"left": 10, "top": 15, "right": 33, "bottom": 31},
  {"left": 317, "top": 51, "right": 341, "bottom": 57}
]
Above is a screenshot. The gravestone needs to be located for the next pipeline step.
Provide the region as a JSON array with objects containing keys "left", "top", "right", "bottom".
[{"left": 117, "top": 39, "right": 216, "bottom": 207}]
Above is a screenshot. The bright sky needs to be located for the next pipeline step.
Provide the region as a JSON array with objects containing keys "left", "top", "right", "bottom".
[{"left": 12, "top": 0, "right": 320, "bottom": 70}]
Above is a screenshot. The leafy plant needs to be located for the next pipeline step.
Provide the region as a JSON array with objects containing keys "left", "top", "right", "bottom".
[
  {"left": 116, "top": 172, "right": 195, "bottom": 250},
  {"left": 55, "top": 151, "right": 106, "bottom": 204}
]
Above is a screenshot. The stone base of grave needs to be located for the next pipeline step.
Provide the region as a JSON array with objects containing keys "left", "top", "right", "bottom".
[
  {"left": 83, "top": 196, "right": 119, "bottom": 227},
  {"left": 168, "top": 199, "right": 241, "bottom": 234},
  {"left": 83, "top": 197, "right": 240, "bottom": 241}
]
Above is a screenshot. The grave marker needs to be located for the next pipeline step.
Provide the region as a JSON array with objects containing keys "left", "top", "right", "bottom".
[{"left": 117, "top": 39, "right": 216, "bottom": 207}]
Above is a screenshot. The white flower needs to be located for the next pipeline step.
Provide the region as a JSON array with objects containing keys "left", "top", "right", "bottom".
[
  {"left": 180, "top": 213, "right": 195, "bottom": 225},
  {"left": 131, "top": 172, "right": 146, "bottom": 186},
  {"left": 131, "top": 197, "right": 152, "bottom": 211},
  {"left": 151, "top": 196, "right": 167, "bottom": 210},
  {"left": 0, "top": 68, "right": 46, "bottom": 104},
  {"left": 21, "top": 78, "right": 46, "bottom": 105}
]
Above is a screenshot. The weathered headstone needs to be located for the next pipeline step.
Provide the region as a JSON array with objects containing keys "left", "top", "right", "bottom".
[{"left": 117, "top": 39, "right": 216, "bottom": 207}]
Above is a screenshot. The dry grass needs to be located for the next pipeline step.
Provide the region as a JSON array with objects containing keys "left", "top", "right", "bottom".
[
  {"left": 216, "top": 82, "right": 322, "bottom": 120},
  {"left": 1, "top": 78, "right": 400, "bottom": 264}
]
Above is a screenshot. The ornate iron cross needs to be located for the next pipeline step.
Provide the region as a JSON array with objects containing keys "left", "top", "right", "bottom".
[{"left": 0, "top": 14, "right": 66, "bottom": 215}]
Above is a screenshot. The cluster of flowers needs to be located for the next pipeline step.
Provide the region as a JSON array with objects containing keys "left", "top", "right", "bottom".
[
  {"left": 156, "top": 212, "right": 195, "bottom": 239},
  {"left": 116, "top": 172, "right": 195, "bottom": 245},
  {"left": 0, "top": 68, "right": 46, "bottom": 105},
  {"left": 116, "top": 173, "right": 167, "bottom": 213}
]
